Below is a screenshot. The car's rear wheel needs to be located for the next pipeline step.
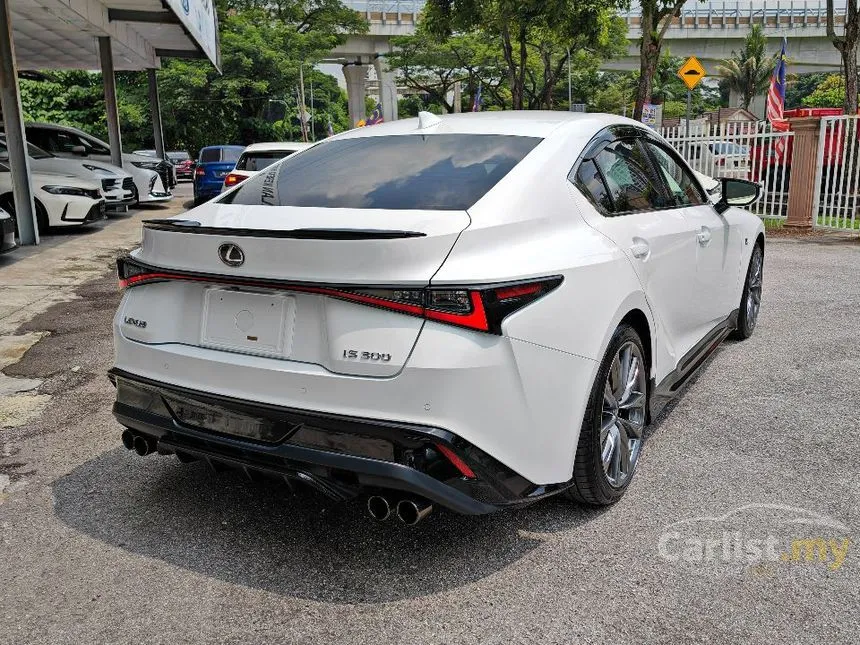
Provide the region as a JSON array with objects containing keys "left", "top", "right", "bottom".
[
  {"left": 566, "top": 325, "right": 647, "bottom": 506},
  {"left": 731, "top": 242, "right": 763, "bottom": 340}
]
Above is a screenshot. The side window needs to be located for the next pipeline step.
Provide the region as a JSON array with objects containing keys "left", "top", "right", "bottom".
[
  {"left": 593, "top": 139, "right": 664, "bottom": 214},
  {"left": 79, "top": 134, "right": 110, "bottom": 156},
  {"left": 643, "top": 141, "right": 705, "bottom": 207},
  {"left": 573, "top": 160, "right": 614, "bottom": 215}
]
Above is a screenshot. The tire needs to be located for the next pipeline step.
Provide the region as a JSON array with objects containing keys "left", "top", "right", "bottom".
[
  {"left": 731, "top": 242, "right": 763, "bottom": 340},
  {"left": 0, "top": 196, "right": 50, "bottom": 234},
  {"left": 34, "top": 200, "right": 49, "bottom": 233},
  {"left": 565, "top": 324, "right": 648, "bottom": 506}
]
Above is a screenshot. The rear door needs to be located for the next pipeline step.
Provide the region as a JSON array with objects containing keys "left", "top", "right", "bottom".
[{"left": 573, "top": 137, "right": 701, "bottom": 361}]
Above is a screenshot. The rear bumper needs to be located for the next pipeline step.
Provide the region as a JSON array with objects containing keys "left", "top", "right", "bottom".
[{"left": 108, "top": 368, "right": 573, "bottom": 514}]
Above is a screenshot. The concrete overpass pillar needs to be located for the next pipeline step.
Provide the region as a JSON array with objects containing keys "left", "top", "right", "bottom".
[
  {"left": 374, "top": 57, "right": 398, "bottom": 122},
  {"left": 343, "top": 63, "right": 367, "bottom": 127},
  {"left": 0, "top": 0, "right": 38, "bottom": 245}
]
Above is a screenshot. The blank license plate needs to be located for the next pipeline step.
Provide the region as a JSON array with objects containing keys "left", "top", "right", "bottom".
[{"left": 201, "top": 288, "right": 294, "bottom": 357}]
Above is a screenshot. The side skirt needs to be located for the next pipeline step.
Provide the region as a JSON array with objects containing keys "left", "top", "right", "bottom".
[{"left": 648, "top": 309, "right": 739, "bottom": 419}]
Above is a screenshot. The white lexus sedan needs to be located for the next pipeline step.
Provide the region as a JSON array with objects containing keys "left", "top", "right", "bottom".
[{"left": 110, "top": 112, "right": 764, "bottom": 524}]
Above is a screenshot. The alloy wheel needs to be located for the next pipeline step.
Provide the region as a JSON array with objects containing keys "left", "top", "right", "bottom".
[
  {"left": 746, "top": 246, "right": 763, "bottom": 330},
  {"left": 601, "top": 341, "right": 647, "bottom": 488}
]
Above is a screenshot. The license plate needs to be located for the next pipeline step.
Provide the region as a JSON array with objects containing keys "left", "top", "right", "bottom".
[{"left": 201, "top": 288, "right": 294, "bottom": 357}]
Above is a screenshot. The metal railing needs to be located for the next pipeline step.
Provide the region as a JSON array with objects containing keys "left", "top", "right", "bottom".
[
  {"left": 621, "top": 0, "right": 846, "bottom": 28},
  {"left": 815, "top": 116, "right": 860, "bottom": 230},
  {"left": 342, "top": 0, "right": 425, "bottom": 18},
  {"left": 660, "top": 121, "right": 794, "bottom": 221}
]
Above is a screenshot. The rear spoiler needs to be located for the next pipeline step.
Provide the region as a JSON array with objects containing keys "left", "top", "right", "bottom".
[{"left": 142, "top": 219, "right": 426, "bottom": 240}]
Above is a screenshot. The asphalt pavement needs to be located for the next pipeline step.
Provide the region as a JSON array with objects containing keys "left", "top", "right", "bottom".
[{"left": 0, "top": 214, "right": 858, "bottom": 644}]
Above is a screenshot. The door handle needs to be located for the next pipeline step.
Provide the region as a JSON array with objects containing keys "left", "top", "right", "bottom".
[
  {"left": 629, "top": 239, "right": 650, "bottom": 259},
  {"left": 696, "top": 226, "right": 712, "bottom": 246}
]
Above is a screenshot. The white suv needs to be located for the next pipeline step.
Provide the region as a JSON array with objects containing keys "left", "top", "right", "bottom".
[{"left": 110, "top": 112, "right": 764, "bottom": 523}]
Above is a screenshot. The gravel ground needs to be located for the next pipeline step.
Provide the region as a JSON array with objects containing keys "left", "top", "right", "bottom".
[{"left": 0, "top": 236, "right": 858, "bottom": 644}]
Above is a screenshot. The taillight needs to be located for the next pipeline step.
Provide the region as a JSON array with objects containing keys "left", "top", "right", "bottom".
[
  {"left": 223, "top": 173, "right": 246, "bottom": 187},
  {"left": 116, "top": 257, "right": 561, "bottom": 335},
  {"left": 195, "top": 166, "right": 205, "bottom": 177}
]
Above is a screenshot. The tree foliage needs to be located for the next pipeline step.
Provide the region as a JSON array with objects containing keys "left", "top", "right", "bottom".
[
  {"left": 423, "top": 0, "right": 626, "bottom": 110},
  {"left": 18, "top": 0, "right": 363, "bottom": 156},
  {"left": 802, "top": 73, "right": 860, "bottom": 108},
  {"left": 716, "top": 25, "right": 776, "bottom": 110}
]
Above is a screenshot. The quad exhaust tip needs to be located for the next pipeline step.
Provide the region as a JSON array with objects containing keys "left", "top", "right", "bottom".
[
  {"left": 122, "top": 430, "right": 157, "bottom": 457},
  {"left": 367, "top": 495, "right": 392, "bottom": 521},
  {"left": 396, "top": 499, "right": 433, "bottom": 526}
]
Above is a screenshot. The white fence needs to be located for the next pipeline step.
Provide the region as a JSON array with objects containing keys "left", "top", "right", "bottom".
[
  {"left": 660, "top": 121, "right": 793, "bottom": 221},
  {"left": 815, "top": 116, "right": 860, "bottom": 231}
]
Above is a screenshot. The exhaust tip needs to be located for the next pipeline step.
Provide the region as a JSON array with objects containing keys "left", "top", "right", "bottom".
[
  {"left": 396, "top": 499, "right": 433, "bottom": 526},
  {"left": 121, "top": 429, "right": 135, "bottom": 451},
  {"left": 367, "top": 495, "right": 391, "bottom": 521},
  {"left": 133, "top": 435, "right": 154, "bottom": 457}
]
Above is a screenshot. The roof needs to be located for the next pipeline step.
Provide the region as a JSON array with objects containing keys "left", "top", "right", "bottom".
[
  {"left": 242, "top": 142, "right": 312, "bottom": 153},
  {"left": 200, "top": 145, "right": 246, "bottom": 151},
  {"left": 331, "top": 111, "right": 638, "bottom": 141}
]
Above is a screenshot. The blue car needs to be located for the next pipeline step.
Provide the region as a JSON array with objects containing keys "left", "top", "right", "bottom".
[{"left": 193, "top": 145, "right": 245, "bottom": 206}]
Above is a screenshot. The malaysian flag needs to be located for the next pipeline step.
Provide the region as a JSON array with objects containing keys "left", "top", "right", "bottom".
[
  {"left": 767, "top": 38, "right": 789, "bottom": 158},
  {"left": 366, "top": 103, "right": 384, "bottom": 125},
  {"left": 472, "top": 82, "right": 482, "bottom": 112}
]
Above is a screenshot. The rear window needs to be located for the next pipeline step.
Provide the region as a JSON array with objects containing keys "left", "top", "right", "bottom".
[
  {"left": 200, "top": 148, "right": 220, "bottom": 163},
  {"left": 235, "top": 150, "right": 296, "bottom": 171},
  {"left": 220, "top": 134, "right": 541, "bottom": 210}
]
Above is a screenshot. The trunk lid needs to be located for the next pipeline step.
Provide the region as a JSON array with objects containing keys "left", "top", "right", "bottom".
[{"left": 121, "top": 203, "right": 471, "bottom": 377}]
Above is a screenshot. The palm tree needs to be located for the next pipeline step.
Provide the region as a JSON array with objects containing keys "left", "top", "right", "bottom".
[{"left": 717, "top": 25, "right": 777, "bottom": 110}]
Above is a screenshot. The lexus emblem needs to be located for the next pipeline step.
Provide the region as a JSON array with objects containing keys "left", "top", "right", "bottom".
[{"left": 218, "top": 243, "right": 245, "bottom": 267}]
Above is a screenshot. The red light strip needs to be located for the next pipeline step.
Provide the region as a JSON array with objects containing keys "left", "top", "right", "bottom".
[
  {"left": 435, "top": 443, "right": 477, "bottom": 479},
  {"left": 495, "top": 282, "right": 542, "bottom": 301}
]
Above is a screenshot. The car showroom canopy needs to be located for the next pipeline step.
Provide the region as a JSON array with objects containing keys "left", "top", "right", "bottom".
[
  {"left": 9, "top": 0, "right": 220, "bottom": 71},
  {"left": 0, "top": 0, "right": 220, "bottom": 246}
]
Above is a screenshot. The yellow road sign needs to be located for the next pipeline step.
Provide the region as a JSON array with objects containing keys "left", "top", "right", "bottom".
[{"left": 677, "top": 56, "right": 706, "bottom": 91}]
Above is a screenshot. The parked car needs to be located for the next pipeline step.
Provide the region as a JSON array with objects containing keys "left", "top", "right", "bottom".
[
  {"left": 688, "top": 141, "right": 750, "bottom": 179},
  {"left": 111, "top": 112, "right": 764, "bottom": 522},
  {"left": 0, "top": 205, "right": 16, "bottom": 254},
  {"left": 8, "top": 123, "right": 173, "bottom": 204},
  {"left": 194, "top": 145, "right": 244, "bottom": 205},
  {"left": 0, "top": 162, "right": 105, "bottom": 233},
  {"left": 1, "top": 135, "right": 135, "bottom": 209},
  {"left": 168, "top": 151, "right": 194, "bottom": 181},
  {"left": 222, "top": 142, "right": 311, "bottom": 191}
]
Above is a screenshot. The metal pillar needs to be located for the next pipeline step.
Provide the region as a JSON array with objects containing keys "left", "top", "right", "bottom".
[
  {"left": 343, "top": 63, "right": 367, "bottom": 126},
  {"left": 147, "top": 69, "right": 165, "bottom": 159},
  {"left": 98, "top": 37, "right": 123, "bottom": 168},
  {"left": 373, "top": 57, "right": 398, "bottom": 122},
  {"left": 0, "top": 0, "right": 38, "bottom": 244}
]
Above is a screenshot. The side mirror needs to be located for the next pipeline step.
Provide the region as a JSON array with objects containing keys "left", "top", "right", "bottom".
[
  {"left": 716, "top": 178, "right": 761, "bottom": 213},
  {"left": 70, "top": 145, "right": 87, "bottom": 156}
]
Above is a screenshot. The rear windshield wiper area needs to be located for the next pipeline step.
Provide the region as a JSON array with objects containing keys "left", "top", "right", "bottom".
[{"left": 142, "top": 219, "right": 426, "bottom": 239}]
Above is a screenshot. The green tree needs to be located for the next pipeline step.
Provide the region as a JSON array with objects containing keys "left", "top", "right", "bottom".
[
  {"left": 424, "top": 0, "right": 625, "bottom": 110},
  {"left": 785, "top": 72, "right": 829, "bottom": 108},
  {"left": 826, "top": 0, "right": 860, "bottom": 114},
  {"left": 634, "top": 0, "right": 699, "bottom": 120},
  {"left": 716, "top": 25, "right": 776, "bottom": 110},
  {"left": 802, "top": 73, "right": 860, "bottom": 108}
]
